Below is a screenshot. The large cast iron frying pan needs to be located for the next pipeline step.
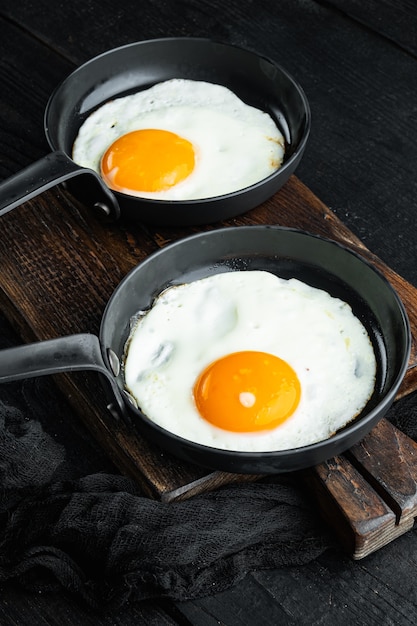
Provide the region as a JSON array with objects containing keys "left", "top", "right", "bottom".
[
  {"left": 0, "top": 226, "right": 410, "bottom": 474},
  {"left": 0, "top": 38, "right": 310, "bottom": 226}
]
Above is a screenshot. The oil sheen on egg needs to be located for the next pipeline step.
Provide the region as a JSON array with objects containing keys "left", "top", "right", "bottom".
[
  {"left": 123, "top": 270, "right": 377, "bottom": 452},
  {"left": 72, "top": 79, "right": 285, "bottom": 200}
]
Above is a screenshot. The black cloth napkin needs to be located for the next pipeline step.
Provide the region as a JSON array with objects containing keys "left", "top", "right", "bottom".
[
  {"left": 0, "top": 395, "right": 332, "bottom": 609},
  {"left": 1, "top": 319, "right": 416, "bottom": 610}
]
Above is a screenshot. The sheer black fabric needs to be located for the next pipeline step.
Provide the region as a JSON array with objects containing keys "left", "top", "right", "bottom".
[{"left": 0, "top": 387, "right": 332, "bottom": 609}]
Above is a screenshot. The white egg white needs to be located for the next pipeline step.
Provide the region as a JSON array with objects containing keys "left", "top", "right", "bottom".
[
  {"left": 123, "top": 270, "right": 377, "bottom": 452},
  {"left": 72, "top": 79, "right": 285, "bottom": 200}
]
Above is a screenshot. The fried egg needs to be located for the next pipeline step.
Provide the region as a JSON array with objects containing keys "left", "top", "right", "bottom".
[
  {"left": 123, "top": 270, "right": 377, "bottom": 452},
  {"left": 72, "top": 79, "right": 285, "bottom": 200}
]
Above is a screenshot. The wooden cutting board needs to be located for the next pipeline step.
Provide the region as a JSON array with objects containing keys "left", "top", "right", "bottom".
[{"left": 1, "top": 174, "right": 417, "bottom": 557}]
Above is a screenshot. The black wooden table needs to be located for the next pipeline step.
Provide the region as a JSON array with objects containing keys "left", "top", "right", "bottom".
[{"left": 1, "top": 1, "right": 417, "bottom": 624}]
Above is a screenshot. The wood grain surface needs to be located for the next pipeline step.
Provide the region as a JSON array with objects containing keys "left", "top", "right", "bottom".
[
  {"left": 305, "top": 418, "right": 417, "bottom": 559},
  {"left": 1, "top": 1, "right": 417, "bottom": 625},
  {"left": 1, "top": 174, "right": 416, "bottom": 504}
]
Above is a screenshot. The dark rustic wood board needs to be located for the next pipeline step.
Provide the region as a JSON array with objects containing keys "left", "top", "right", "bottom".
[
  {"left": 303, "top": 417, "right": 417, "bottom": 559},
  {"left": 1, "top": 174, "right": 417, "bottom": 511}
]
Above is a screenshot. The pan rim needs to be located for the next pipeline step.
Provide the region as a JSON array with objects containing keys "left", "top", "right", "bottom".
[
  {"left": 101, "top": 225, "right": 411, "bottom": 466},
  {"left": 43, "top": 37, "right": 311, "bottom": 207}
]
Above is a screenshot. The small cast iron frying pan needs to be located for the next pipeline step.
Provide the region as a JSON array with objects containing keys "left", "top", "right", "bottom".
[
  {"left": 0, "top": 226, "right": 410, "bottom": 474},
  {"left": 0, "top": 38, "right": 310, "bottom": 226}
]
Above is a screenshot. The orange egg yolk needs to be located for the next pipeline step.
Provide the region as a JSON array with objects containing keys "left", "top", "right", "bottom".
[
  {"left": 193, "top": 351, "right": 301, "bottom": 433},
  {"left": 100, "top": 128, "right": 195, "bottom": 193}
]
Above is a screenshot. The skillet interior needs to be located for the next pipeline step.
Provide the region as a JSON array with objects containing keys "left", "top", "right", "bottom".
[
  {"left": 100, "top": 226, "right": 410, "bottom": 473},
  {"left": 44, "top": 38, "right": 310, "bottom": 225}
]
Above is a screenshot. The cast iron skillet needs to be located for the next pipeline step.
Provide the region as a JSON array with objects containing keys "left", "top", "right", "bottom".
[
  {"left": 0, "top": 226, "right": 410, "bottom": 473},
  {"left": 0, "top": 38, "right": 310, "bottom": 226}
]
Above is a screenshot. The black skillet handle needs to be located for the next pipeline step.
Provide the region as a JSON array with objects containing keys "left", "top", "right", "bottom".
[
  {"left": 0, "top": 150, "right": 120, "bottom": 220},
  {"left": 0, "top": 333, "right": 127, "bottom": 420}
]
